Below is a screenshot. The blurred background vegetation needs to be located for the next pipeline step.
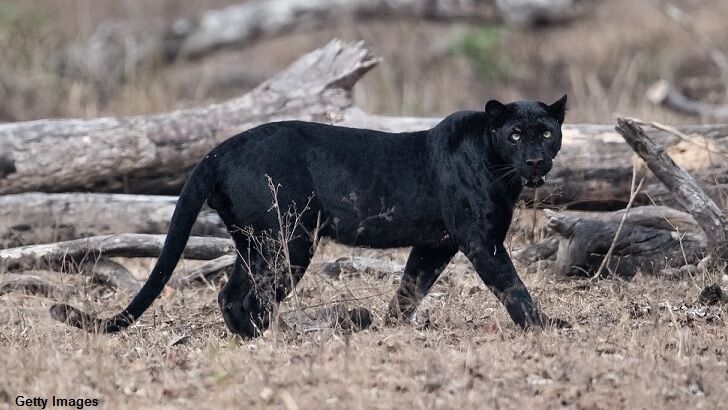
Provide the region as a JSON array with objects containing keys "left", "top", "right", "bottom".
[{"left": 0, "top": 0, "right": 726, "bottom": 123}]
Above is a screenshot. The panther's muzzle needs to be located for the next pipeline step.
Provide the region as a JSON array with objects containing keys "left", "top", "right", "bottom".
[{"left": 521, "top": 175, "right": 546, "bottom": 188}]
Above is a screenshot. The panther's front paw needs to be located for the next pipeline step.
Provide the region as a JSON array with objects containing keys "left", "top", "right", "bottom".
[{"left": 385, "top": 299, "right": 416, "bottom": 326}]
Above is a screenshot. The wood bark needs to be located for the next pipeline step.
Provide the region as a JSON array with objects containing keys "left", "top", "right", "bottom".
[
  {"left": 60, "top": 0, "right": 596, "bottom": 85},
  {"left": 536, "top": 124, "right": 728, "bottom": 210},
  {"left": 0, "top": 193, "right": 226, "bottom": 248},
  {"left": 87, "top": 258, "right": 143, "bottom": 292},
  {"left": 545, "top": 210, "right": 706, "bottom": 277},
  {"left": 0, "top": 40, "right": 378, "bottom": 195},
  {"left": 0, "top": 234, "right": 234, "bottom": 272},
  {"left": 616, "top": 118, "right": 728, "bottom": 260},
  {"left": 512, "top": 205, "right": 706, "bottom": 272},
  {"left": 0, "top": 273, "right": 65, "bottom": 297}
]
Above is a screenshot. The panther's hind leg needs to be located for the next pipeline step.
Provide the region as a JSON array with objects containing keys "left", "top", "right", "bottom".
[
  {"left": 386, "top": 241, "right": 458, "bottom": 324},
  {"left": 218, "top": 236, "right": 315, "bottom": 338},
  {"left": 271, "top": 236, "right": 317, "bottom": 303}
]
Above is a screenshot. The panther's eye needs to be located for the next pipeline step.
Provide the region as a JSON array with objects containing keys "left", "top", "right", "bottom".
[
  {"left": 510, "top": 133, "right": 521, "bottom": 142},
  {"left": 543, "top": 131, "right": 552, "bottom": 139}
]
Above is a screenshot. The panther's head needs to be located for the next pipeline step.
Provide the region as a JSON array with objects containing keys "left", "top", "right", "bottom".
[{"left": 485, "top": 95, "right": 567, "bottom": 188}]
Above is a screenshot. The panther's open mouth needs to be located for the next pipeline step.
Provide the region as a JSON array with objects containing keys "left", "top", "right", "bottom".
[{"left": 521, "top": 175, "right": 546, "bottom": 188}]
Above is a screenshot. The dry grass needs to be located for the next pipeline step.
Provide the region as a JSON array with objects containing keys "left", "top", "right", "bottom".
[
  {"left": 2, "top": 0, "right": 728, "bottom": 409},
  {"left": 1, "top": 242, "right": 727, "bottom": 409}
]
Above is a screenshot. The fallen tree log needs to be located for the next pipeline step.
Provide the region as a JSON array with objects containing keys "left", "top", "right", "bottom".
[
  {"left": 0, "top": 273, "right": 66, "bottom": 297},
  {"left": 546, "top": 210, "right": 706, "bottom": 277},
  {"left": 3, "top": 109, "right": 728, "bottom": 211},
  {"left": 60, "top": 0, "right": 597, "bottom": 86},
  {"left": 0, "top": 234, "right": 234, "bottom": 271},
  {"left": 0, "top": 193, "right": 226, "bottom": 248},
  {"left": 512, "top": 205, "right": 706, "bottom": 273},
  {"left": 168, "top": 254, "right": 237, "bottom": 289},
  {"left": 87, "top": 258, "right": 143, "bottom": 293},
  {"left": 537, "top": 126, "right": 728, "bottom": 210}
]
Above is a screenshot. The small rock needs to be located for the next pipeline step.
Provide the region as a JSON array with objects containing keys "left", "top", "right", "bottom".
[
  {"left": 482, "top": 321, "right": 500, "bottom": 335},
  {"left": 688, "top": 373, "right": 704, "bottom": 397},
  {"left": 699, "top": 284, "right": 726, "bottom": 305},
  {"left": 315, "top": 304, "right": 372, "bottom": 331},
  {"left": 596, "top": 343, "right": 616, "bottom": 354},
  {"left": 423, "top": 380, "right": 442, "bottom": 392},
  {"left": 348, "top": 307, "right": 373, "bottom": 331},
  {"left": 319, "top": 257, "right": 345, "bottom": 277},
  {"left": 260, "top": 387, "right": 274, "bottom": 403},
  {"left": 527, "top": 374, "right": 553, "bottom": 386}
]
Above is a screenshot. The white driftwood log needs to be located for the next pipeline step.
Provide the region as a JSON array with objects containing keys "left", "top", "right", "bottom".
[
  {"left": 0, "top": 193, "right": 226, "bottom": 248},
  {"left": 0, "top": 234, "right": 234, "bottom": 271}
]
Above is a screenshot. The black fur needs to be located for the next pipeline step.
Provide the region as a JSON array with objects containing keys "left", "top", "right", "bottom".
[{"left": 50, "top": 95, "right": 568, "bottom": 336}]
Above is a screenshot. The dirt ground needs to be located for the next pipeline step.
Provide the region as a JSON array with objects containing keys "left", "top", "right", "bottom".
[{"left": 1, "top": 239, "right": 726, "bottom": 409}]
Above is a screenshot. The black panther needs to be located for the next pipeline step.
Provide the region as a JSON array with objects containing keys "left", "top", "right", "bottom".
[{"left": 51, "top": 95, "right": 568, "bottom": 337}]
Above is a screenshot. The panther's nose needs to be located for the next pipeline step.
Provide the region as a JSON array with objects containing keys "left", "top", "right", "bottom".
[{"left": 526, "top": 157, "right": 544, "bottom": 167}]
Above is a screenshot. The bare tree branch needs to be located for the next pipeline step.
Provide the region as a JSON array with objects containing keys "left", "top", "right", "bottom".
[{"left": 616, "top": 118, "right": 728, "bottom": 260}]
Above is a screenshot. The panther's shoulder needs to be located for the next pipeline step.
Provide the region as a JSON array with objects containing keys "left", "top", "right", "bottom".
[{"left": 431, "top": 110, "right": 489, "bottom": 149}]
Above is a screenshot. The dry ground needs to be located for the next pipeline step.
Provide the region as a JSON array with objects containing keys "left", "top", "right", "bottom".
[
  {"left": 1, "top": 240, "right": 727, "bottom": 409},
  {"left": 2, "top": 0, "right": 728, "bottom": 409}
]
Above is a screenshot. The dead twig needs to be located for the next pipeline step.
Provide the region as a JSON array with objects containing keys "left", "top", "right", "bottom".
[
  {"left": 626, "top": 116, "right": 728, "bottom": 159},
  {"left": 593, "top": 158, "right": 645, "bottom": 279}
]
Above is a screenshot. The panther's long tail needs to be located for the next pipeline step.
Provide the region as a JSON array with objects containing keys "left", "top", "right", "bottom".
[{"left": 50, "top": 157, "right": 216, "bottom": 333}]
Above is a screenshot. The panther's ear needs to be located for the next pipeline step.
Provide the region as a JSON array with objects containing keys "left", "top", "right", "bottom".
[
  {"left": 485, "top": 99, "right": 507, "bottom": 119},
  {"left": 547, "top": 94, "right": 567, "bottom": 124}
]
